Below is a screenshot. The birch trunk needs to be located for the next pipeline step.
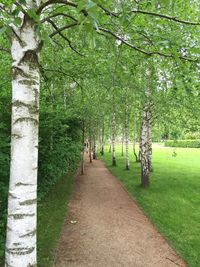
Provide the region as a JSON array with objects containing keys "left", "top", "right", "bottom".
[
  {"left": 100, "top": 123, "right": 104, "bottom": 156},
  {"left": 125, "top": 103, "right": 130, "bottom": 170},
  {"left": 89, "top": 133, "right": 92, "bottom": 163},
  {"left": 148, "top": 113, "right": 153, "bottom": 172},
  {"left": 140, "top": 106, "right": 150, "bottom": 187},
  {"left": 93, "top": 136, "right": 97, "bottom": 160},
  {"left": 112, "top": 110, "right": 116, "bottom": 166},
  {"left": 133, "top": 120, "right": 139, "bottom": 162},
  {"left": 6, "top": 5, "right": 41, "bottom": 267},
  {"left": 81, "top": 121, "right": 85, "bottom": 175},
  {"left": 121, "top": 129, "right": 124, "bottom": 157}
]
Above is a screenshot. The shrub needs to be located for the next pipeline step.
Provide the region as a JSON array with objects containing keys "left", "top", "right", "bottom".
[
  {"left": 165, "top": 140, "right": 200, "bottom": 148},
  {"left": 185, "top": 132, "right": 200, "bottom": 140}
]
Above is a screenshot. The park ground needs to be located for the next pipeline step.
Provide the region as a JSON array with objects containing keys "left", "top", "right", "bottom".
[
  {"left": 38, "top": 144, "right": 200, "bottom": 267},
  {"left": 102, "top": 144, "right": 200, "bottom": 267}
]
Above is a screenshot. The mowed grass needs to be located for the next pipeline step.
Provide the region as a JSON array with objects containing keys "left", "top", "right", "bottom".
[
  {"left": 37, "top": 174, "right": 74, "bottom": 267},
  {"left": 102, "top": 144, "right": 200, "bottom": 267}
]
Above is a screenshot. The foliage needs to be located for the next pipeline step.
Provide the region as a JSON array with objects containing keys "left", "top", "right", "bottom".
[
  {"left": 185, "top": 132, "right": 200, "bottom": 140},
  {"left": 38, "top": 108, "right": 81, "bottom": 199},
  {"left": 165, "top": 139, "right": 200, "bottom": 148}
]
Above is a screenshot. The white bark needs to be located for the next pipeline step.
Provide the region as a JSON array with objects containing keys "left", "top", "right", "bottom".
[
  {"left": 140, "top": 101, "right": 153, "bottom": 186},
  {"left": 121, "top": 129, "right": 124, "bottom": 157},
  {"left": 133, "top": 119, "right": 139, "bottom": 162},
  {"left": 140, "top": 105, "right": 149, "bottom": 187},
  {"left": 6, "top": 3, "right": 41, "bottom": 266},
  {"left": 148, "top": 113, "right": 153, "bottom": 172},
  {"left": 112, "top": 110, "right": 116, "bottom": 166},
  {"left": 100, "top": 124, "right": 104, "bottom": 156},
  {"left": 125, "top": 103, "right": 130, "bottom": 170}
]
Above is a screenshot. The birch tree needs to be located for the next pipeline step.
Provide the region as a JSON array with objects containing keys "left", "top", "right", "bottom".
[
  {"left": 125, "top": 99, "right": 130, "bottom": 170},
  {"left": 4, "top": 1, "right": 41, "bottom": 266}
]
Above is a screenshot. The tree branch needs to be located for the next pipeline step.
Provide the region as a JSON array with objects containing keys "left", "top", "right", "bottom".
[
  {"left": 49, "top": 22, "right": 78, "bottom": 38},
  {"left": 0, "top": 47, "right": 10, "bottom": 54},
  {"left": 37, "top": 0, "right": 77, "bottom": 14},
  {"left": 98, "top": 27, "right": 197, "bottom": 62},
  {"left": 132, "top": 9, "right": 200, "bottom": 26},
  {"left": 41, "top": 67, "right": 83, "bottom": 88},
  {"left": 47, "top": 19, "right": 83, "bottom": 56},
  {"left": 97, "top": 4, "right": 200, "bottom": 26},
  {"left": 97, "top": 4, "right": 118, "bottom": 18},
  {"left": 41, "top": 12, "right": 77, "bottom": 23}
]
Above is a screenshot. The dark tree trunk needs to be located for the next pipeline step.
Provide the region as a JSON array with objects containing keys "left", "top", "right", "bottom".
[
  {"left": 93, "top": 136, "right": 97, "bottom": 160},
  {"left": 133, "top": 120, "right": 140, "bottom": 162},
  {"left": 121, "top": 129, "right": 124, "bottom": 157},
  {"left": 81, "top": 121, "right": 85, "bottom": 175},
  {"left": 125, "top": 101, "right": 130, "bottom": 170},
  {"left": 100, "top": 122, "right": 104, "bottom": 156}
]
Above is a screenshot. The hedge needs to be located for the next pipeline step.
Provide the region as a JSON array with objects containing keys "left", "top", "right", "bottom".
[{"left": 165, "top": 140, "right": 200, "bottom": 148}]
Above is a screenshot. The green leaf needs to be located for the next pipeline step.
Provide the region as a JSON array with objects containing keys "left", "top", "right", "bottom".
[
  {"left": 0, "top": 26, "right": 7, "bottom": 35},
  {"left": 13, "top": 17, "right": 22, "bottom": 26},
  {"left": 27, "top": 9, "right": 40, "bottom": 22}
]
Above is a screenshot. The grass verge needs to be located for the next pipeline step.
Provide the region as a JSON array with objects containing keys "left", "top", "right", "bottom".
[
  {"left": 37, "top": 173, "right": 74, "bottom": 267},
  {"left": 102, "top": 144, "right": 200, "bottom": 267}
]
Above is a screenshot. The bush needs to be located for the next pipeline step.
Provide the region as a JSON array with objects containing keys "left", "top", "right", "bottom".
[
  {"left": 0, "top": 103, "right": 82, "bottom": 264},
  {"left": 165, "top": 140, "right": 200, "bottom": 148},
  {"left": 185, "top": 132, "right": 200, "bottom": 140}
]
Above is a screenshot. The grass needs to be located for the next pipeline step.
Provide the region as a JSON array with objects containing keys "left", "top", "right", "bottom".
[
  {"left": 37, "top": 173, "right": 74, "bottom": 267},
  {"left": 102, "top": 144, "right": 200, "bottom": 267}
]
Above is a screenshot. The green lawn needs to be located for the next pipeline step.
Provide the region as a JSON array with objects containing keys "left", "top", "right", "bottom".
[
  {"left": 37, "top": 174, "right": 74, "bottom": 267},
  {"left": 102, "top": 144, "right": 200, "bottom": 267}
]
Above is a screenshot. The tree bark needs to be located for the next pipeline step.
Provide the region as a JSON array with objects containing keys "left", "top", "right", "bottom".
[
  {"left": 125, "top": 102, "right": 130, "bottom": 170},
  {"left": 121, "top": 128, "right": 124, "bottom": 157},
  {"left": 112, "top": 110, "right": 116, "bottom": 166},
  {"left": 89, "top": 132, "right": 92, "bottom": 163},
  {"left": 6, "top": 8, "right": 41, "bottom": 267},
  {"left": 100, "top": 123, "right": 104, "bottom": 156},
  {"left": 133, "top": 119, "right": 140, "bottom": 162},
  {"left": 109, "top": 142, "right": 111, "bottom": 153},
  {"left": 93, "top": 136, "right": 97, "bottom": 160},
  {"left": 81, "top": 121, "right": 85, "bottom": 175},
  {"left": 140, "top": 105, "right": 150, "bottom": 187},
  {"left": 140, "top": 100, "right": 153, "bottom": 186},
  {"left": 148, "top": 114, "right": 153, "bottom": 172}
]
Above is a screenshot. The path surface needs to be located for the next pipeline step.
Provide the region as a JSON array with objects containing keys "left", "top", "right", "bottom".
[{"left": 54, "top": 158, "right": 186, "bottom": 267}]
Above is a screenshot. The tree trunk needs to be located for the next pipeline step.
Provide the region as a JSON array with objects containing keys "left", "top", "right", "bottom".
[
  {"left": 109, "top": 143, "right": 111, "bottom": 153},
  {"left": 125, "top": 103, "right": 130, "bottom": 170},
  {"left": 100, "top": 123, "right": 104, "bottom": 156},
  {"left": 81, "top": 121, "right": 85, "bottom": 175},
  {"left": 140, "top": 106, "right": 150, "bottom": 187},
  {"left": 121, "top": 129, "right": 124, "bottom": 157},
  {"left": 6, "top": 11, "right": 41, "bottom": 267},
  {"left": 89, "top": 133, "right": 92, "bottom": 163},
  {"left": 93, "top": 136, "right": 97, "bottom": 160},
  {"left": 112, "top": 110, "right": 116, "bottom": 166},
  {"left": 133, "top": 119, "right": 139, "bottom": 162},
  {"left": 148, "top": 115, "right": 153, "bottom": 172}
]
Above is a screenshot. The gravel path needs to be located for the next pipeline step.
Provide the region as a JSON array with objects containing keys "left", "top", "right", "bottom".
[{"left": 54, "top": 157, "right": 186, "bottom": 267}]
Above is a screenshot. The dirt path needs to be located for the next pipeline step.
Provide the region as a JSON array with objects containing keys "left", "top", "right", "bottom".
[{"left": 54, "top": 157, "right": 186, "bottom": 267}]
